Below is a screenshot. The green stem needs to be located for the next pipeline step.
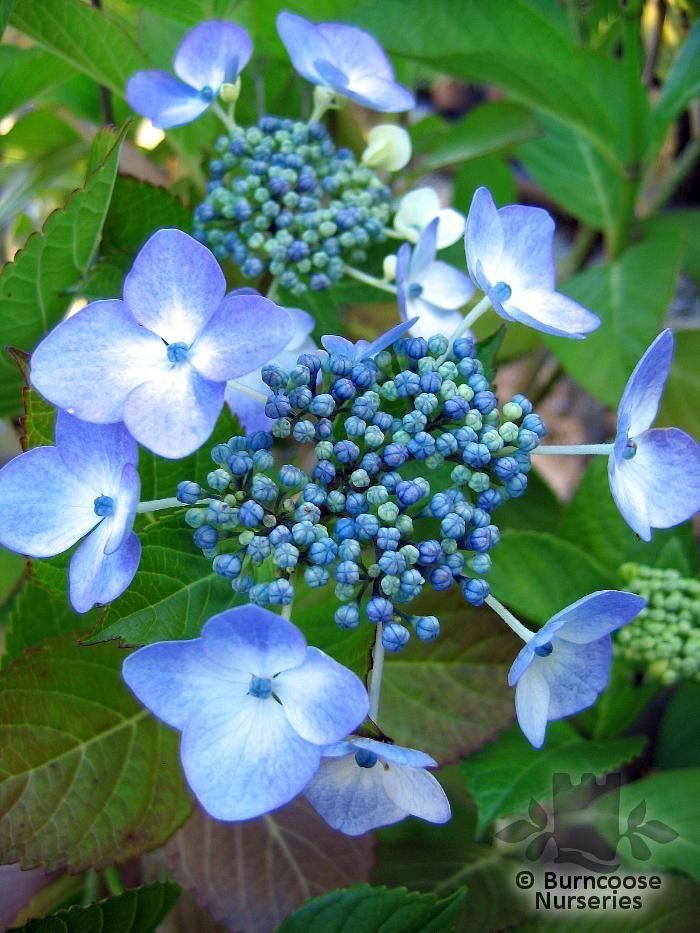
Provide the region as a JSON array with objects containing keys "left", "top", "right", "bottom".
[
  {"left": 485, "top": 594, "right": 534, "bottom": 644},
  {"left": 103, "top": 866, "right": 124, "bottom": 897},
  {"left": 82, "top": 869, "right": 99, "bottom": 907},
  {"left": 211, "top": 101, "right": 235, "bottom": 131},
  {"left": 343, "top": 265, "right": 398, "bottom": 296},
  {"left": 532, "top": 443, "right": 614, "bottom": 456},
  {"left": 368, "top": 623, "right": 385, "bottom": 721}
]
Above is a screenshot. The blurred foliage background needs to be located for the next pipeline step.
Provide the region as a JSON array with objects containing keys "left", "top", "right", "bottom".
[{"left": 0, "top": 1, "right": 698, "bottom": 930}]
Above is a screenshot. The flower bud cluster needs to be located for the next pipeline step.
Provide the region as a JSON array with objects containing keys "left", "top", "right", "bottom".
[
  {"left": 179, "top": 332, "right": 543, "bottom": 652},
  {"left": 193, "top": 117, "right": 391, "bottom": 295},
  {"left": 617, "top": 563, "right": 700, "bottom": 684}
]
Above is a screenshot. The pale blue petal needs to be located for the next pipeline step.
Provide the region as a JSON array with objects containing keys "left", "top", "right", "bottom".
[
  {"left": 505, "top": 287, "right": 600, "bottom": 338},
  {"left": 69, "top": 522, "right": 141, "bottom": 613},
  {"left": 0, "top": 447, "right": 96, "bottom": 558},
  {"left": 350, "top": 737, "right": 437, "bottom": 768},
  {"left": 55, "top": 411, "right": 138, "bottom": 497},
  {"left": 105, "top": 463, "right": 140, "bottom": 555},
  {"left": 123, "top": 637, "right": 249, "bottom": 731},
  {"left": 618, "top": 330, "right": 674, "bottom": 439},
  {"left": 225, "top": 374, "right": 271, "bottom": 433},
  {"left": 361, "top": 317, "right": 418, "bottom": 359},
  {"left": 181, "top": 694, "right": 320, "bottom": 820},
  {"left": 274, "top": 647, "right": 369, "bottom": 745},
  {"left": 30, "top": 300, "right": 165, "bottom": 424},
  {"left": 173, "top": 21, "right": 252, "bottom": 92},
  {"left": 417, "top": 260, "right": 474, "bottom": 310},
  {"left": 321, "top": 334, "right": 357, "bottom": 358},
  {"left": 465, "top": 187, "right": 503, "bottom": 288},
  {"left": 608, "top": 455, "right": 651, "bottom": 540},
  {"left": 514, "top": 664, "right": 550, "bottom": 748},
  {"left": 126, "top": 71, "right": 210, "bottom": 129},
  {"left": 538, "top": 636, "right": 613, "bottom": 721},
  {"left": 410, "top": 218, "right": 438, "bottom": 280},
  {"left": 201, "top": 605, "right": 307, "bottom": 679},
  {"left": 497, "top": 204, "right": 555, "bottom": 292},
  {"left": 276, "top": 12, "right": 330, "bottom": 84},
  {"left": 316, "top": 23, "right": 396, "bottom": 83},
  {"left": 408, "top": 299, "right": 463, "bottom": 340},
  {"left": 123, "top": 363, "right": 224, "bottom": 459},
  {"left": 549, "top": 590, "right": 647, "bottom": 645},
  {"left": 284, "top": 307, "right": 316, "bottom": 349},
  {"left": 383, "top": 764, "right": 451, "bottom": 824},
  {"left": 342, "top": 74, "right": 415, "bottom": 112},
  {"left": 190, "top": 294, "right": 293, "bottom": 382},
  {"left": 123, "top": 229, "right": 226, "bottom": 345}
]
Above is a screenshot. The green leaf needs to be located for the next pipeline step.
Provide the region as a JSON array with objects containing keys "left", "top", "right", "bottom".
[
  {"left": 577, "top": 657, "right": 658, "bottom": 740},
  {"left": 10, "top": 0, "right": 150, "bottom": 98},
  {"left": 659, "top": 329, "right": 700, "bottom": 439},
  {"left": 0, "top": 46, "right": 74, "bottom": 120},
  {"left": 647, "top": 20, "right": 700, "bottom": 160},
  {"left": 496, "top": 471, "right": 562, "bottom": 535},
  {"left": 10, "top": 882, "right": 180, "bottom": 933},
  {"left": 76, "top": 254, "right": 132, "bottom": 301},
  {"left": 0, "top": 547, "right": 24, "bottom": 607},
  {"left": 292, "top": 582, "right": 374, "bottom": 677},
  {"left": 453, "top": 156, "right": 517, "bottom": 211},
  {"left": 656, "top": 684, "right": 700, "bottom": 769},
  {"left": 102, "top": 178, "right": 191, "bottom": 254},
  {"left": 418, "top": 101, "right": 538, "bottom": 171},
  {"left": 488, "top": 530, "right": 614, "bottom": 625},
  {"left": 545, "top": 231, "right": 684, "bottom": 407},
  {"left": 278, "top": 884, "right": 466, "bottom": 933},
  {"left": 0, "top": 0, "right": 14, "bottom": 36},
  {"left": 381, "top": 605, "right": 516, "bottom": 761},
  {"left": 21, "top": 389, "right": 55, "bottom": 449},
  {"left": 0, "top": 125, "right": 126, "bottom": 417},
  {"left": 461, "top": 722, "right": 644, "bottom": 836},
  {"left": 0, "top": 636, "right": 192, "bottom": 871}
]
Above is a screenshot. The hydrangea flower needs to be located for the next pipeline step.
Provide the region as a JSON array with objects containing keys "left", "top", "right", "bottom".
[
  {"left": 127, "top": 21, "right": 252, "bottom": 129},
  {"left": 226, "top": 302, "right": 316, "bottom": 432},
  {"left": 30, "top": 229, "right": 293, "bottom": 459},
  {"left": 304, "top": 736, "right": 451, "bottom": 835},
  {"left": 609, "top": 329, "right": 700, "bottom": 541},
  {"left": 394, "top": 188, "right": 465, "bottom": 249},
  {"left": 509, "top": 591, "right": 646, "bottom": 747},
  {"left": 397, "top": 219, "right": 474, "bottom": 339},
  {"left": 277, "top": 12, "right": 414, "bottom": 113},
  {"left": 465, "top": 187, "right": 600, "bottom": 339},
  {"left": 0, "top": 412, "right": 140, "bottom": 613},
  {"left": 320, "top": 317, "right": 418, "bottom": 363},
  {"left": 122, "top": 606, "right": 369, "bottom": 820}
]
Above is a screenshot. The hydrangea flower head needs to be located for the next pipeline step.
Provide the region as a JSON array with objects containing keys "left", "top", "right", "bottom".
[
  {"left": 394, "top": 188, "right": 465, "bottom": 248},
  {"left": 465, "top": 187, "right": 600, "bottom": 339},
  {"left": 397, "top": 219, "right": 474, "bottom": 339},
  {"left": 277, "top": 12, "right": 414, "bottom": 113},
  {"left": 30, "top": 229, "right": 294, "bottom": 459},
  {"left": 127, "top": 21, "right": 253, "bottom": 129},
  {"left": 304, "top": 736, "right": 451, "bottom": 835},
  {"left": 509, "top": 591, "right": 646, "bottom": 747},
  {"left": 122, "top": 606, "right": 369, "bottom": 820},
  {"left": 0, "top": 412, "right": 140, "bottom": 613},
  {"left": 609, "top": 329, "right": 700, "bottom": 541}
]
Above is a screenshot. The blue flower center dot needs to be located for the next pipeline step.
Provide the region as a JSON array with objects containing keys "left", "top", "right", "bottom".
[
  {"left": 408, "top": 283, "right": 423, "bottom": 299},
  {"left": 493, "top": 281, "right": 512, "bottom": 302},
  {"left": 93, "top": 495, "right": 114, "bottom": 517},
  {"left": 167, "top": 342, "right": 190, "bottom": 364},
  {"left": 200, "top": 85, "right": 215, "bottom": 101},
  {"left": 248, "top": 675, "right": 273, "bottom": 699},
  {"left": 623, "top": 439, "right": 637, "bottom": 460},
  {"left": 534, "top": 641, "right": 553, "bottom": 658},
  {"left": 354, "top": 748, "right": 379, "bottom": 768}
]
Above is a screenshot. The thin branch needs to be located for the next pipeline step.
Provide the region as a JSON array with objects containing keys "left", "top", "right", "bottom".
[{"left": 90, "top": 0, "right": 115, "bottom": 125}]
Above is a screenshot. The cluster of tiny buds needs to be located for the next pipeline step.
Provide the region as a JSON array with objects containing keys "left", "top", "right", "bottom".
[
  {"left": 193, "top": 116, "right": 391, "bottom": 294},
  {"left": 177, "top": 331, "right": 545, "bottom": 653},
  {"left": 618, "top": 564, "right": 700, "bottom": 684}
]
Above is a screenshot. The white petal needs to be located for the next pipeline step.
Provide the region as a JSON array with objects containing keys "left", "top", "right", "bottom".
[
  {"left": 383, "top": 763, "right": 451, "bottom": 824},
  {"left": 514, "top": 663, "right": 550, "bottom": 748}
]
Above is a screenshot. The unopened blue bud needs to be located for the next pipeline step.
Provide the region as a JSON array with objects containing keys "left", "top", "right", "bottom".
[
  {"left": 207, "top": 469, "right": 231, "bottom": 492},
  {"left": 335, "top": 603, "right": 360, "bottom": 629},
  {"left": 408, "top": 432, "right": 436, "bottom": 460},
  {"left": 303, "top": 484, "right": 327, "bottom": 506},
  {"left": 453, "top": 336, "right": 475, "bottom": 359},
  {"left": 373, "top": 411, "right": 393, "bottom": 431},
  {"left": 506, "top": 474, "right": 528, "bottom": 498},
  {"left": 463, "top": 442, "right": 491, "bottom": 467},
  {"left": 517, "top": 428, "right": 539, "bottom": 452},
  {"left": 206, "top": 500, "right": 234, "bottom": 525},
  {"left": 336, "top": 560, "right": 360, "bottom": 585},
  {"left": 364, "top": 425, "right": 385, "bottom": 448},
  {"left": 326, "top": 490, "right": 346, "bottom": 512},
  {"left": 269, "top": 525, "right": 292, "bottom": 546},
  {"left": 415, "top": 615, "right": 440, "bottom": 642},
  {"left": 313, "top": 459, "right": 336, "bottom": 484},
  {"left": 463, "top": 577, "right": 490, "bottom": 606},
  {"left": 394, "top": 371, "right": 421, "bottom": 397},
  {"left": 366, "top": 597, "right": 394, "bottom": 623},
  {"left": 177, "top": 481, "right": 202, "bottom": 505},
  {"left": 238, "top": 500, "right": 264, "bottom": 528},
  {"left": 378, "top": 551, "right": 406, "bottom": 576},
  {"left": 361, "top": 452, "right": 382, "bottom": 476},
  {"left": 377, "top": 526, "right": 400, "bottom": 551},
  {"left": 417, "top": 540, "right": 442, "bottom": 566},
  {"left": 305, "top": 565, "right": 330, "bottom": 588},
  {"left": 478, "top": 488, "right": 503, "bottom": 511},
  {"left": 469, "top": 553, "right": 492, "bottom": 575},
  {"left": 334, "top": 440, "right": 360, "bottom": 464},
  {"left": 332, "top": 378, "right": 355, "bottom": 401},
  {"left": 441, "top": 512, "right": 466, "bottom": 540},
  {"left": 382, "top": 622, "right": 410, "bottom": 652},
  {"left": 213, "top": 553, "right": 242, "bottom": 578},
  {"left": 211, "top": 443, "right": 232, "bottom": 465},
  {"left": 430, "top": 565, "right": 453, "bottom": 591},
  {"left": 274, "top": 542, "right": 300, "bottom": 569},
  {"left": 292, "top": 521, "right": 317, "bottom": 546},
  {"left": 279, "top": 464, "right": 306, "bottom": 488},
  {"left": 355, "top": 512, "right": 380, "bottom": 540},
  {"left": 185, "top": 507, "right": 206, "bottom": 528},
  {"left": 247, "top": 536, "right": 272, "bottom": 563},
  {"left": 308, "top": 538, "right": 338, "bottom": 565},
  {"left": 265, "top": 393, "right": 291, "bottom": 418},
  {"left": 253, "top": 449, "right": 274, "bottom": 470},
  {"left": 344, "top": 415, "right": 367, "bottom": 438},
  {"left": 511, "top": 394, "right": 533, "bottom": 416},
  {"left": 261, "top": 364, "right": 287, "bottom": 389},
  {"left": 228, "top": 452, "right": 253, "bottom": 476},
  {"left": 382, "top": 443, "right": 409, "bottom": 469},
  {"left": 249, "top": 583, "right": 271, "bottom": 605},
  {"left": 269, "top": 578, "right": 294, "bottom": 605},
  {"left": 522, "top": 413, "right": 547, "bottom": 437},
  {"left": 293, "top": 420, "right": 316, "bottom": 443},
  {"left": 194, "top": 524, "right": 218, "bottom": 549}
]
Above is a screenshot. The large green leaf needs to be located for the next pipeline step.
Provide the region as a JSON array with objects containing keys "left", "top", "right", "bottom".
[
  {"left": 11, "top": 883, "right": 180, "bottom": 933},
  {"left": 0, "top": 548, "right": 24, "bottom": 607},
  {"left": 0, "top": 125, "right": 126, "bottom": 417},
  {"left": 647, "top": 20, "right": 700, "bottom": 160},
  {"left": 546, "top": 231, "right": 683, "bottom": 407},
  {"left": 0, "top": 46, "right": 74, "bottom": 120},
  {"left": 102, "top": 177, "right": 191, "bottom": 254},
  {"left": 461, "top": 722, "right": 645, "bottom": 835},
  {"left": 278, "top": 884, "right": 465, "bottom": 933},
  {"left": 658, "top": 329, "right": 700, "bottom": 439},
  {"left": 488, "top": 530, "right": 614, "bottom": 625},
  {"left": 656, "top": 684, "right": 700, "bottom": 770},
  {"left": 0, "top": 636, "right": 192, "bottom": 871}
]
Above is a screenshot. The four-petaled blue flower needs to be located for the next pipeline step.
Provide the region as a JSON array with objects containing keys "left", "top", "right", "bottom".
[
  {"left": 509, "top": 591, "right": 646, "bottom": 748},
  {"left": 122, "top": 606, "right": 369, "bottom": 820},
  {"left": 304, "top": 736, "right": 451, "bottom": 835},
  {"left": 277, "top": 12, "right": 414, "bottom": 113},
  {"left": 30, "top": 229, "right": 294, "bottom": 459},
  {"left": 0, "top": 412, "right": 140, "bottom": 613},
  {"left": 397, "top": 218, "right": 474, "bottom": 340},
  {"left": 465, "top": 187, "right": 600, "bottom": 339},
  {"left": 608, "top": 329, "right": 700, "bottom": 541},
  {"left": 127, "top": 21, "right": 253, "bottom": 129}
]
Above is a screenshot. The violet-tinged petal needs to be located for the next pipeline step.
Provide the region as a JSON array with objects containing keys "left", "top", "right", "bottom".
[
  {"left": 274, "top": 647, "right": 369, "bottom": 745},
  {"left": 350, "top": 737, "right": 437, "bottom": 768},
  {"left": 505, "top": 287, "right": 600, "bottom": 339},
  {"left": 465, "top": 187, "right": 504, "bottom": 287},
  {"left": 69, "top": 523, "right": 141, "bottom": 613},
  {"left": 361, "top": 317, "right": 419, "bottom": 359},
  {"left": 342, "top": 74, "right": 415, "bottom": 113},
  {"left": 30, "top": 300, "right": 165, "bottom": 424},
  {"left": 550, "top": 590, "right": 647, "bottom": 645},
  {"left": 201, "top": 605, "right": 307, "bottom": 679},
  {"left": 305, "top": 752, "right": 407, "bottom": 835},
  {"left": 321, "top": 334, "right": 357, "bottom": 359},
  {"left": 123, "top": 638, "right": 250, "bottom": 731},
  {"left": 416, "top": 260, "right": 474, "bottom": 310},
  {"left": 316, "top": 23, "right": 396, "bottom": 84},
  {"left": 123, "top": 362, "right": 224, "bottom": 459},
  {"left": 173, "top": 21, "right": 252, "bottom": 92},
  {"left": 190, "top": 294, "right": 293, "bottom": 382},
  {"left": 276, "top": 11, "right": 332, "bottom": 85},
  {"left": 383, "top": 764, "right": 451, "bottom": 824},
  {"left": 496, "top": 204, "right": 555, "bottom": 291},
  {"left": 410, "top": 217, "right": 439, "bottom": 280},
  {"left": 105, "top": 463, "right": 140, "bottom": 555},
  {"left": 0, "top": 447, "right": 97, "bottom": 558},
  {"left": 608, "top": 455, "right": 651, "bottom": 540},
  {"left": 55, "top": 411, "right": 137, "bottom": 497},
  {"left": 181, "top": 695, "right": 320, "bottom": 820},
  {"left": 123, "top": 229, "right": 226, "bottom": 345},
  {"left": 618, "top": 329, "right": 674, "bottom": 439},
  {"left": 514, "top": 664, "right": 550, "bottom": 748},
  {"left": 539, "top": 636, "right": 613, "bottom": 721},
  {"left": 126, "top": 71, "right": 210, "bottom": 130}
]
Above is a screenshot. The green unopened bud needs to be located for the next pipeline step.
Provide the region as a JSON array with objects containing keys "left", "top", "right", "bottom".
[
  {"left": 400, "top": 544, "right": 420, "bottom": 565},
  {"left": 378, "top": 502, "right": 400, "bottom": 524},
  {"left": 381, "top": 574, "right": 401, "bottom": 596},
  {"left": 220, "top": 77, "right": 241, "bottom": 103},
  {"left": 499, "top": 421, "right": 520, "bottom": 444},
  {"left": 238, "top": 530, "right": 254, "bottom": 547},
  {"left": 396, "top": 514, "right": 414, "bottom": 537},
  {"left": 502, "top": 402, "right": 523, "bottom": 422},
  {"left": 361, "top": 124, "right": 412, "bottom": 172},
  {"left": 469, "top": 471, "right": 491, "bottom": 493}
]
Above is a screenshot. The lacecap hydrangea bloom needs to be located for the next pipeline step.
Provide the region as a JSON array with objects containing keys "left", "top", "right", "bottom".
[
  {"left": 30, "top": 229, "right": 294, "bottom": 458},
  {"left": 0, "top": 413, "right": 140, "bottom": 612},
  {"left": 123, "top": 606, "right": 369, "bottom": 820}
]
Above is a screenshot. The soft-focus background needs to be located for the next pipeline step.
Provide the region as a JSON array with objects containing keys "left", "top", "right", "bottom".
[{"left": 0, "top": 1, "right": 698, "bottom": 930}]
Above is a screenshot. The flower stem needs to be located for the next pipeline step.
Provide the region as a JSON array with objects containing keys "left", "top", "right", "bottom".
[
  {"left": 485, "top": 594, "right": 534, "bottom": 644},
  {"left": 227, "top": 380, "right": 269, "bottom": 404},
  {"left": 136, "top": 496, "right": 213, "bottom": 513},
  {"left": 211, "top": 100, "right": 235, "bottom": 131},
  {"left": 369, "top": 623, "right": 385, "bottom": 720},
  {"left": 103, "top": 866, "right": 123, "bottom": 897},
  {"left": 344, "top": 265, "right": 398, "bottom": 296},
  {"left": 450, "top": 294, "right": 492, "bottom": 343},
  {"left": 532, "top": 443, "right": 614, "bottom": 456}
]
